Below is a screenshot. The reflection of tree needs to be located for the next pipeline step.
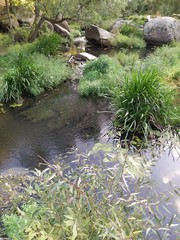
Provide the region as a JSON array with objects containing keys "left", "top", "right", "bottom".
[{"left": 0, "top": 86, "right": 111, "bottom": 170}]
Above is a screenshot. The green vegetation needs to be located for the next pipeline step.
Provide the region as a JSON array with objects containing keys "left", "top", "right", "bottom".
[
  {"left": 112, "top": 68, "right": 179, "bottom": 140},
  {"left": 0, "top": 33, "right": 12, "bottom": 50},
  {"left": 78, "top": 43, "right": 180, "bottom": 140},
  {"left": 111, "top": 33, "right": 146, "bottom": 50},
  {"left": 1, "top": 144, "right": 178, "bottom": 239},
  {"left": 116, "top": 50, "right": 140, "bottom": 69},
  {"left": 78, "top": 55, "right": 124, "bottom": 97},
  {"left": 120, "top": 24, "right": 144, "bottom": 38},
  {"left": 32, "top": 33, "right": 65, "bottom": 56},
  {"left": 0, "top": 35, "right": 72, "bottom": 102}
]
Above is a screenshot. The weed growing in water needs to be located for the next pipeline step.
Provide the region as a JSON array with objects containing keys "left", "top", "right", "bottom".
[{"left": 112, "top": 68, "right": 179, "bottom": 140}]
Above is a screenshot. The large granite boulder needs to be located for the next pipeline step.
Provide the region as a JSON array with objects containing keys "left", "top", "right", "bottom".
[
  {"left": 59, "top": 20, "right": 70, "bottom": 32},
  {"left": 15, "top": 8, "right": 35, "bottom": 26},
  {"left": 85, "top": 25, "right": 114, "bottom": 47},
  {"left": 144, "top": 17, "right": 180, "bottom": 45}
]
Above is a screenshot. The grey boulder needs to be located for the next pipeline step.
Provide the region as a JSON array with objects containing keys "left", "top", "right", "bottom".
[{"left": 144, "top": 17, "right": 180, "bottom": 45}]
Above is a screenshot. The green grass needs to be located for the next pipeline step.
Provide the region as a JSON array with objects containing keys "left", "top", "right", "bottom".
[
  {"left": 0, "top": 51, "right": 72, "bottom": 102},
  {"left": 111, "top": 33, "right": 146, "bottom": 49},
  {"left": 116, "top": 51, "right": 140, "bottom": 70},
  {"left": 120, "top": 24, "right": 144, "bottom": 38},
  {"left": 32, "top": 33, "right": 65, "bottom": 56},
  {"left": 0, "top": 33, "right": 12, "bottom": 51},
  {"left": 112, "top": 68, "right": 179, "bottom": 140},
  {"left": 78, "top": 55, "right": 124, "bottom": 97}
]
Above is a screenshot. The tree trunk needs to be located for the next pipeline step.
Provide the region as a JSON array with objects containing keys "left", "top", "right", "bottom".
[
  {"left": 5, "top": 0, "right": 14, "bottom": 41},
  {"left": 28, "top": 15, "right": 45, "bottom": 42}
]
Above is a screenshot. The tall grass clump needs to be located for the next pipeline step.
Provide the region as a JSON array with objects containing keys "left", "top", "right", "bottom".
[
  {"left": 111, "top": 33, "right": 145, "bottom": 49},
  {"left": 0, "top": 33, "right": 12, "bottom": 50},
  {"left": 112, "top": 68, "right": 179, "bottom": 140},
  {"left": 78, "top": 55, "right": 124, "bottom": 97},
  {"left": 0, "top": 51, "right": 71, "bottom": 102},
  {"left": 1, "top": 145, "right": 178, "bottom": 239}
]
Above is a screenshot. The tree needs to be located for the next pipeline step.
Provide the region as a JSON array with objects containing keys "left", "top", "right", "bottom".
[{"left": 11, "top": 0, "right": 128, "bottom": 42}]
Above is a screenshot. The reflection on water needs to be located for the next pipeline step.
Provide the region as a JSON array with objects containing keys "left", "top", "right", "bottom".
[
  {"left": 151, "top": 144, "right": 180, "bottom": 219},
  {"left": 0, "top": 84, "right": 111, "bottom": 171}
]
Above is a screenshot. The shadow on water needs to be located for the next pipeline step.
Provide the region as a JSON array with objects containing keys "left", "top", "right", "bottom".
[{"left": 0, "top": 83, "right": 112, "bottom": 171}]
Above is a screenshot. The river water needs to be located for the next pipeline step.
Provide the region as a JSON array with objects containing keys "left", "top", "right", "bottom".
[
  {"left": 0, "top": 80, "right": 179, "bottom": 237},
  {"left": 0, "top": 83, "right": 112, "bottom": 171}
]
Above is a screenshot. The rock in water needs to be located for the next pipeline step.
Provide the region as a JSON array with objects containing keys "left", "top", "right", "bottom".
[
  {"left": 85, "top": 25, "right": 114, "bottom": 47},
  {"left": 144, "top": 17, "right": 180, "bottom": 45}
]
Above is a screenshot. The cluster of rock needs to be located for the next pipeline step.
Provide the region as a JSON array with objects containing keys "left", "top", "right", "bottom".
[
  {"left": 0, "top": 3, "right": 179, "bottom": 47},
  {"left": 84, "top": 17, "right": 180, "bottom": 47}
]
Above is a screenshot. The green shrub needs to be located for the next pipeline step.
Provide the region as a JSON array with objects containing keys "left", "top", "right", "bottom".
[
  {"left": 33, "top": 33, "right": 64, "bottom": 56},
  {"left": 78, "top": 55, "right": 124, "bottom": 97},
  {"left": 112, "top": 68, "right": 179, "bottom": 140},
  {"left": 2, "top": 144, "right": 177, "bottom": 239},
  {"left": 111, "top": 33, "right": 146, "bottom": 49}
]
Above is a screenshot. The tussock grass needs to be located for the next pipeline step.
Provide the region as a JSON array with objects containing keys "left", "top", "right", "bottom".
[
  {"left": 112, "top": 68, "right": 179, "bottom": 140},
  {"left": 0, "top": 51, "right": 71, "bottom": 102}
]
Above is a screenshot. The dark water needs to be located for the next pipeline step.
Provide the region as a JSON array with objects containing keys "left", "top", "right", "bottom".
[
  {"left": 0, "top": 81, "right": 179, "bottom": 236},
  {"left": 0, "top": 84, "right": 111, "bottom": 172}
]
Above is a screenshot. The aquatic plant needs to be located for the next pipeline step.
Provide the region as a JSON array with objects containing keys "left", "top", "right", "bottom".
[
  {"left": 1, "top": 144, "right": 179, "bottom": 239},
  {"left": 112, "top": 68, "right": 179, "bottom": 140}
]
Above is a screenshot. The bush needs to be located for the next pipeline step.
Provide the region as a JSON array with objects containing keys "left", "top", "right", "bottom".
[
  {"left": 1, "top": 144, "right": 178, "bottom": 239},
  {"left": 111, "top": 33, "right": 145, "bottom": 49},
  {"left": 78, "top": 55, "right": 124, "bottom": 97},
  {"left": 112, "top": 68, "right": 179, "bottom": 140},
  {"left": 33, "top": 33, "right": 65, "bottom": 56}
]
